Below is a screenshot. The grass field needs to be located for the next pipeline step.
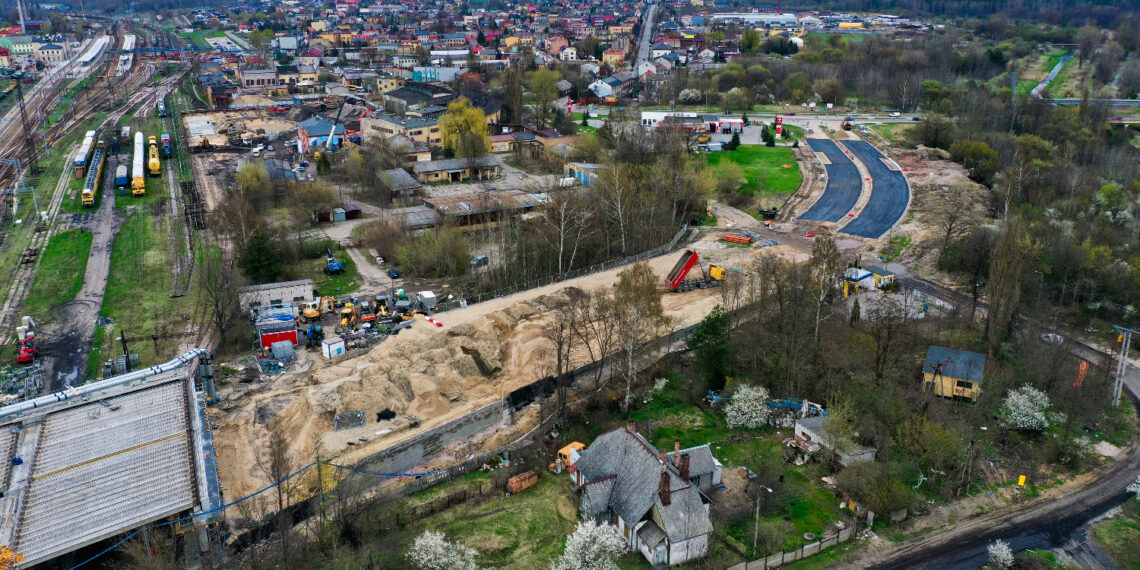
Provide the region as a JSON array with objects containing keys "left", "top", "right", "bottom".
[
  {"left": 21, "top": 229, "right": 93, "bottom": 321},
  {"left": 869, "top": 123, "right": 914, "bottom": 145},
  {"left": 178, "top": 28, "right": 226, "bottom": 49},
  {"left": 310, "top": 250, "right": 361, "bottom": 296},
  {"left": 1092, "top": 500, "right": 1140, "bottom": 569},
  {"left": 99, "top": 210, "right": 199, "bottom": 368},
  {"left": 1049, "top": 56, "right": 1093, "bottom": 98},
  {"left": 705, "top": 144, "right": 803, "bottom": 196}
]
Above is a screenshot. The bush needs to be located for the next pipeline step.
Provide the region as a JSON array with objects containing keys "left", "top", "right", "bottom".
[
  {"left": 836, "top": 462, "right": 915, "bottom": 515},
  {"left": 396, "top": 226, "right": 470, "bottom": 278}
]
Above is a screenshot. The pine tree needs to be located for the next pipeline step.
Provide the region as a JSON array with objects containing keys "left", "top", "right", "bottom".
[
  {"left": 239, "top": 229, "right": 282, "bottom": 284},
  {"left": 728, "top": 131, "right": 741, "bottom": 150}
]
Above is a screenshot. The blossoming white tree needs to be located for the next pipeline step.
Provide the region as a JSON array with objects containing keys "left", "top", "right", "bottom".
[
  {"left": 550, "top": 519, "right": 628, "bottom": 570},
  {"left": 725, "top": 385, "right": 773, "bottom": 429},
  {"left": 406, "top": 530, "right": 480, "bottom": 570},
  {"left": 987, "top": 539, "right": 1014, "bottom": 569},
  {"left": 1000, "top": 384, "right": 1052, "bottom": 431}
]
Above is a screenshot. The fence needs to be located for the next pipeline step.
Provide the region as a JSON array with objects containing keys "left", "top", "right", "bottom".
[
  {"left": 728, "top": 527, "right": 855, "bottom": 570},
  {"left": 432, "top": 225, "right": 697, "bottom": 313}
]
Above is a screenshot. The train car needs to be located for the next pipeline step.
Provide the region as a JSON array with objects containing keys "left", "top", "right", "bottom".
[
  {"left": 73, "top": 130, "right": 97, "bottom": 179},
  {"left": 131, "top": 132, "right": 146, "bottom": 195},
  {"left": 114, "top": 164, "right": 128, "bottom": 188},
  {"left": 160, "top": 132, "right": 172, "bottom": 158},
  {"left": 81, "top": 140, "right": 106, "bottom": 207},
  {"left": 157, "top": 100, "right": 167, "bottom": 117},
  {"left": 121, "top": 126, "right": 131, "bottom": 140},
  {"left": 147, "top": 136, "right": 161, "bottom": 176}
]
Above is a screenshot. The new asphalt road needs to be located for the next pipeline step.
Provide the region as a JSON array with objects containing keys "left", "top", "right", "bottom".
[
  {"left": 841, "top": 140, "right": 910, "bottom": 239},
  {"left": 800, "top": 138, "right": 862, "bottom": 223}
]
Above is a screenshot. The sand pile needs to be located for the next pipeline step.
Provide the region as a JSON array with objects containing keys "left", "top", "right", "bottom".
[{"left": 214, "top": 289, "right": 579, "bottom": 497}]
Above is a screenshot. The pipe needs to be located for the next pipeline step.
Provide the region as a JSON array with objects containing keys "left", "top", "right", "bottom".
[{"left": 0, "top": 348, "right": 207, "bottom": 421}]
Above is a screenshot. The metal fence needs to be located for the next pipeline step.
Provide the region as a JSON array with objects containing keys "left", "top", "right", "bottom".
[{"left": 728, "top": 527, "right": 855, "bottom": 570}]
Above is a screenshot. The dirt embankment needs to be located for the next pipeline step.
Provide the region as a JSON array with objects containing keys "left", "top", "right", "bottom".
[{"left": 212, "top": 234, "right": 790, "bottom": 500}]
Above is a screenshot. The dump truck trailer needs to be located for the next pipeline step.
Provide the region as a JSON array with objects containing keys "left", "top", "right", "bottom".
[{"left": 666, "top": 249, "right": 726, "bottom": 292}]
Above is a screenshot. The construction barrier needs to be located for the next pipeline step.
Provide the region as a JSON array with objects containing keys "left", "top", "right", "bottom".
[{"left": 722, "top": 234, "right": 753, "bottom": 244}]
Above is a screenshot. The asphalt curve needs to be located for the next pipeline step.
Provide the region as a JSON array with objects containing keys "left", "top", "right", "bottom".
[
  {"left": 841, "top": 140, "right": 910, "bottom": 238},
  {"left": 799, "top": 138, "right": 861, "bottom": 222}
]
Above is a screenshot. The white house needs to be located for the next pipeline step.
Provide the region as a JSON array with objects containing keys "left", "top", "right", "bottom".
[
  {"left": 650, "top": 41, "right": 672, "bottom": 59},
  {"left": 559, "top": 46, "right": 578, "bottom": 61},
  {"left": 588, "top": 78, "right": 614, "bottom": 98},
  {"left": 572, "top": 425, "right": 714, "bottom": 567}
]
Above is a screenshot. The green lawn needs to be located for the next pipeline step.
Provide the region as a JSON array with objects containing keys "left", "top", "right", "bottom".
[
  {"left": 21, "top": 229, "right": 93, "bottom": 321},
  {"left": 310, "top": 250, "right": 361, "bottom": 297},
  {"left": 423, "top": 473, "right": 578, "bottom": 567},
  {"left": 178, "top": 28, "right": 226, "bottom": 49},
  {"left": 1092, "top": 504, "right": 1140, "bottom": 569},
  {"left": 706, "top": 145, "right": 803, "bottom": 196},
  {"left": 100, "top": 211, "right": 199, "bottom": 368}
]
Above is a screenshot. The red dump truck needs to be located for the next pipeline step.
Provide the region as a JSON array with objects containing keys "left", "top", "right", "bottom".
[{"left": 666, "top": 250, "right": 727, "bottom": 293}]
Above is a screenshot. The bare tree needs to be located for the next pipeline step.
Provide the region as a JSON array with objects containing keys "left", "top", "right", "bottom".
[
  {"left": 810, "top": 236, "right": 842, "bottom": 343},
  {"left": 933, "top": 185, "right": 977, "bottom": 263},
  {"left": 986, "top": 216, "right": 1031, "bottom": 358},
  {"left": 539, "top": 189, "right": 593, "bottom": 274},
  {"left": 197, "top": 248, "right": 242, "bottom": 344},
  {"left": 255, "top": 429, "right": 303, "bottom": 561},
  {"left": 573, "top": 290, "right": 619, "bottom": 390},
  {"left": 612, "top": 262, "right": 672, "bottom": 411}
]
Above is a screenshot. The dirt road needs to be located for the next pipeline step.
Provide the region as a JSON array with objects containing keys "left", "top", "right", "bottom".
[{"left": 40, "top": 172, "right": 122, "bottom": 390}]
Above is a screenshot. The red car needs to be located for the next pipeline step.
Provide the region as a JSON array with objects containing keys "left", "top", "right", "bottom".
[{"left": 16, "top": 338, "right": 37, "bottom": 364}]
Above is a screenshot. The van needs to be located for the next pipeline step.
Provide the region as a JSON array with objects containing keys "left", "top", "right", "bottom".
[{"left": 471, "top": 255, "right": 489, "bottom": 267}]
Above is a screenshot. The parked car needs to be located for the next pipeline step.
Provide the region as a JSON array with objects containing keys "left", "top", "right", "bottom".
[
  {"left": 388, "top": 269, "right": 400, "bottom": 279},
  {"left": 471, "top": 255, "right": 489, "bottom": 267},
  {"left": 1041, "top": 333, "right": 1064, "bottom": 345}
]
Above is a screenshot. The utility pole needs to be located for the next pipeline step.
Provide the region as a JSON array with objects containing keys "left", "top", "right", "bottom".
[
  {"left": 3, "top": 159, "right": 39, "bottom": 222},
  {"left": 13, "top": 77, "right": 40, "bottom": 174},
  {"left": 120, "top": 329, "right": 132, "bottom": 373},
  {"left": 1112, "top": 326, "right": 1135, "bottom": 408}
]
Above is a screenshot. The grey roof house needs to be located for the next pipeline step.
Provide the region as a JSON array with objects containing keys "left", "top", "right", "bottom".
[{"left": 572, "top": 425, "right": 714, "bottom": 566}]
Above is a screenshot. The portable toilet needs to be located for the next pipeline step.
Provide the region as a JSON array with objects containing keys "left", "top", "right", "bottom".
[
  {"left": 321, "top": 336, "right": 346, "bottom": 359},
  {"left": 417, "top": 290, "right": 437, "bottom": 310}
]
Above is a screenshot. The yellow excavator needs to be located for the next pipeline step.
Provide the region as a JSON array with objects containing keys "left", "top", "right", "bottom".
[
  {"left": 300, "top": 297, "right": 335, "bottom": 322},
  {"left": 340, "top": 303, "right": 359, "bottom": 328}
]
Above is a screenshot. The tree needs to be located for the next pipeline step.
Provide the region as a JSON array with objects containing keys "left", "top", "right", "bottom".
[
  {"left": 406, "top": 530, "right": 479, "bottom": 570},
  {"left": 1001, "top": 384, "right": 1053, "bottom": 432},
  {"left": 235, "top": 162, "right": 273, "bottom": 209},
  {"left": 439, "top": 97, "right": 490, "bottom": 158},
  {"left": 822, "top": 393, "right": 857, "bottom": 451},
  {"left": 987, "top": 540, "right": 1014, "bottom": 569},
  {"left": 933, "top": 184, "right": 976, "bottom": 264},
  {"left": 688, "top": 305, "right": 731, "bottom": 389},
  {"left": 1128, "top": 473, "right": 1140, "bottom": 500},
  {"left": 613, "top": 262, "right": 671, "bottom": 411},
  {"left": 315, "top": 151, "right": 331, "bottom": 175},
  {"left": 239, "top": 229, "right": 282, "bottom": 283},
  {"left": 198, "top": 249, "right": 242, "bottom": 341},
  {"left": 288, "top": 181, "right": 339, "bottom": 225},
  {"left": 725, "top": 385, "right": 773, "bottom": 429},
  {"left": 528, "top": 67, "right": 562, "bottom": 129},
  {"left": 740, "top": 29, "right": 762, "bottom": 52},
  {"left": 986, "top": 216, "right": 1030, "bottom": 357},
  {"left": 1076, "top": 25, "right": 1100, "bottom": 68},
  {"left": 949, "top": 140, "right": 1000, "bottom": 184},
  {"left": 726, "top": 131, "right": 741, "bottom": 151},
  {"left": 502, "top": 65, "right": 525, "bottom": 124},
  {"left": 813, "top": 79, "right": 845, "bottom": 105},
  {"left": 914, "top": 114, "right": 954, "bottom": 149},
  {"left": 550, "top": 520, "right": 627, "bottom": 570}
]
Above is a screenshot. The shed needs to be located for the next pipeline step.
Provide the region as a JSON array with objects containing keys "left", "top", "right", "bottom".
[
  {"left": 332, "top": 208, "right": 347, "bottom": 222},
  {"left": 321, "top": 336, "right": 346, "bottom": 359},
  {"left": 794, "top": 416, "right": 876, "bottom": 466},
  {"left": 343, "top": 204, "right": 362, "bottom": 220},
  {"left": 921, "top": 346, "right": 986, "bottom": 402}
]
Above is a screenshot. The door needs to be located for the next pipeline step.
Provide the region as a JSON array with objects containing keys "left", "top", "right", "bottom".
[{"left": 653, "top": 545, "right": 666, "bottom": 566}]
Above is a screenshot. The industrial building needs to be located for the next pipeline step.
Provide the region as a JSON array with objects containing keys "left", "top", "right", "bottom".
[{"left": 0, "top": 350, "right": 221, "bottom": 567}]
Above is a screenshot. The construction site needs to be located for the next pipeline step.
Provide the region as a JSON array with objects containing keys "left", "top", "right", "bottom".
[{"left": 211, "top": 229, "right": 807, "bottom": 506}]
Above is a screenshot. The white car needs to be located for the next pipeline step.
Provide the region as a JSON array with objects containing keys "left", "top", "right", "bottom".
[{"left": 1040, "top": 333, "right": 1064, "bottom": 345}]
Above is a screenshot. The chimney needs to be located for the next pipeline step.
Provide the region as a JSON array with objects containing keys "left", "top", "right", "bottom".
[
  {"left": 658, "top": 450, "right": 668, "bottom": 463},
  {"left": 674, "top": 440, "right": 681, "bottom": 461},
  {"left": 626, "top": 423, "right": 636, "bottom": 434},
  {"left": 659, "top": 471, "right": 671, "bottom": 505},
  {"left": 680, "top": 453, "right": 691, "bottom": 481}
]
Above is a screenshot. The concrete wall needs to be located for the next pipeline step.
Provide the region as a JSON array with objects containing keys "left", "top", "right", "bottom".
[
  {"left": 728, "top": 526, "right": 854, "bottom": 570},
  {"left": 354, "top": 401, "right": 504, "bottom": 477}
]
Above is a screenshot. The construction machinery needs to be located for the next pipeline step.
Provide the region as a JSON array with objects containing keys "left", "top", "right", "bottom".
[
  {"left": 666, "top": 249, "right": 726, "bottom": 292},
  {"left": 339, "top": 303, "right": 359, "bottom": 328},
  {"left": 131, "top": 132, "right": 146, "bottom": 195},
  {"left": 15, "top": 316, "right": 38, "bottom": 364},
  {"left": 160, "top": 132, "right": 173, "bottom": 158},
  {"left": 304, "top": 324, "right": 324, "bottom": 349},
  {"left": 841, "top": 117, "right": 853, "bottom": 131},
  {"left": 147, "top": 135, "right": 161, "bottom": 176},
  {"left": 324, "top": 248, "right": 344, "bottom": 275},
  {"left": 299, "top": 296, "right": 335, "bottom": 322}
]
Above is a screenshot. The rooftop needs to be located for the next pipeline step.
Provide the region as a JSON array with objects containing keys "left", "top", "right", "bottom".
[
  {"left": 0, "top": 354, "right": 216, "bottom": 566},
  {"left": 923, "top": 346, "right": 987, "bottom": 383}
]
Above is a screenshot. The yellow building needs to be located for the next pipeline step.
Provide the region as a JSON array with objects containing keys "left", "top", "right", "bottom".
[
  {"left": 838, "top": 22, "right": 864, "bottom": 29},
  {"left": 602, "top": 48, "right": 625, "bottom": 67},
  {"left": 361, "top": 113, "right": 442, "bottom": 147},
  {"left": 501, "top": 36, "right": 520, "bottom": 48},
  {"left": 376, "top": 75, "right": 405, "bottom": 94},
  {"left": 921, "top": 346, "right": 986, "bottom": 403}
]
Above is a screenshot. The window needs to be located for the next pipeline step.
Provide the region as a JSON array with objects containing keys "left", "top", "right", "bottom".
[
  {"left": 955, "top": 380, "right": 973, "bottom": 389},
  {"left": 269, "top": 298, "right": 283, "bottom": 306}
]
